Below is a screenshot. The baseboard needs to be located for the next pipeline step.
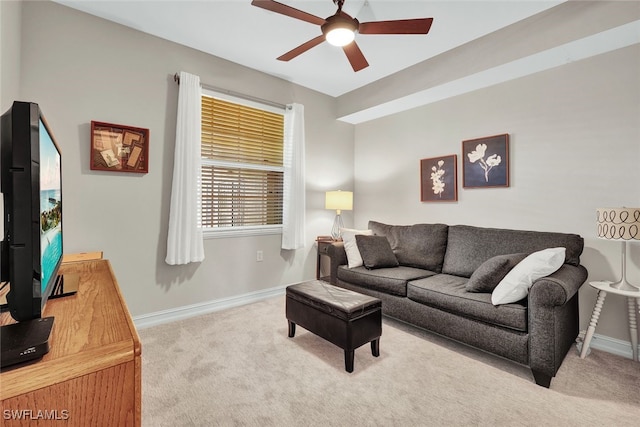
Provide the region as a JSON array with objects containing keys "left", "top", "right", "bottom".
[
  {"left": 578, "top": 331, "right": 639, "bottom": 360},
  {"left": 133, "top": 285, "right": 287, "bottom": 330}
]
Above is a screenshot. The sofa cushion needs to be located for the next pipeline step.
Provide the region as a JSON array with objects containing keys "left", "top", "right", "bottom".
[
  {"left": 466, "top": 253, "right": 527, "bottom": 293},
  {"left": 356, "top": 235, "right": 399, "bottom": 269},
  {"left": 341, "top": 228, "right": 373, "bottom": 268},
  {"left": 407, "top": 274, "right": 528, "bottom": 332},
  {"left": 491, "top": 247, "right": 566, "bottom": 305},
  {"left": 337, "top": 265, "right": 435, "bottom": 297},
  {"left": 442, "top": 225, "right": 584, "bottom": 278},
  {"left": 369, "top": 221, "right": 449, "bottom": 272}
]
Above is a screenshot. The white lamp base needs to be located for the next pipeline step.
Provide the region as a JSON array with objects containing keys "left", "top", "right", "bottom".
[
  {"left": 610, "top": 279, "right": 640, "bottom": 292},
  {"left": 331, "top": 213, "right": 344, "bottom": 240},
  {"left": 610, "top": 241, "right": 640, "bottom": 291}
]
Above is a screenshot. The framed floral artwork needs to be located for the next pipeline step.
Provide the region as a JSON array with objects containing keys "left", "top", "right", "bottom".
[
  {"left": 420, "top": 155, "right": 457, "bottom": 202},
  {"left": 462, "top": 134, "right": 509, "bottom": 188}
]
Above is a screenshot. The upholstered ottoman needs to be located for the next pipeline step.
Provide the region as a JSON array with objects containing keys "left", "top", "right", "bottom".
[{"left": 286, "top": 280, "right": 382, "bottom": 373}]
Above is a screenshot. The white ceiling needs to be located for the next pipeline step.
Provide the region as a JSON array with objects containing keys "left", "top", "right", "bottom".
[{"left": 53, "top": 0, "right": 564, "bottom": 97}]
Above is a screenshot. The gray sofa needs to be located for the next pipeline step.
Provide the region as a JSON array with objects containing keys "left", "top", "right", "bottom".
[{"left": 326, "top": 220, "right": 588, "bottom": 387}]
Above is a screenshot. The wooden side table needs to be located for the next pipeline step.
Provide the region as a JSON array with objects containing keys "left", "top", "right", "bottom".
[
  {"left": 580, "top": 280, "right": 640, "bottom": 361},
  {"left": 316, "top": 237, "right": 336, "bottom": 280}
]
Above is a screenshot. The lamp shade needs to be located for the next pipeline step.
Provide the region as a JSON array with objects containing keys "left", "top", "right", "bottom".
[
  {"left": 596, "top": 208, "right": 640, "bottom": 241},
  {"left": 325, "top": 191, "right": 353, "bottom": 211}
]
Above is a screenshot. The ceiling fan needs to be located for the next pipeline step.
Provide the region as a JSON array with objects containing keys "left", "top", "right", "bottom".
[{"left": 251, "top": 0, "right": 433, "bottom": 72}]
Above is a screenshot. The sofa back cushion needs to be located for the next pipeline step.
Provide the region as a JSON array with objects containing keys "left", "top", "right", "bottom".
[
  {"left": 369, "top": 221, "right": 449, "bottom": 272},
  {"left": 442, "top": 225, "right": 584, "bottom": 278}
]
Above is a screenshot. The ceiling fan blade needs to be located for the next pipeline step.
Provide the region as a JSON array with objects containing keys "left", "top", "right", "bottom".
[
  {"left": 359, "top": 18, "right": 434, "bottom": 35},
  {"left": 277, "top": 35, "right": 325, "bottom": 62},
  {"left": 251, "top": 0, "right": 325, "bottom": 26},
  {"left": 342, "top": 41, "right": 369, "bottom": 72}
]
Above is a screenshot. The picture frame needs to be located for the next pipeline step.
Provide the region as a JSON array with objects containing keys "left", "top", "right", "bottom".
[
  {"left": 462, "top": 134, "right": 509, "bottom": 188},
  {"left": 91, "top": 121, "right": 149, "bottom": 173},
  {"left": 420, "top": 154, "right": 457, "bottom": 202}
]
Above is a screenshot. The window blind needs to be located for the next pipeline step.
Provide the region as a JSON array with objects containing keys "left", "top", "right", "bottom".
[{"left": 201, "top": 95, "right": 284, "bottom": 229}]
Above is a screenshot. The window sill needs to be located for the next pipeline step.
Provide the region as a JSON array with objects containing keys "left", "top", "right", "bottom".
[{"left": 203, "top": 226, "right": 282, "bottom": 239}]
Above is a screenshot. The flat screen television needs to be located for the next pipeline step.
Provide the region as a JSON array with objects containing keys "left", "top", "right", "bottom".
[{"left": 1, "top": 101, "right": 63, "bottom": 322}]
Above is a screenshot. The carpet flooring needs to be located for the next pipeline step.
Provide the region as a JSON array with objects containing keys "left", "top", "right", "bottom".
[{"left": 139, "top": 296, "right": 640, "bottom": 426}]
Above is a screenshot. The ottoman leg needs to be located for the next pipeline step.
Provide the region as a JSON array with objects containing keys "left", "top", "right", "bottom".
[
  {"left": 371, "top": 338, "right": 380, "bottom": 357},
  {"left": 288, "top": 320, "right": 296, "bottom": 338},
  {"left": 344, "top": 350, "right": 354, "bottom": 373}
]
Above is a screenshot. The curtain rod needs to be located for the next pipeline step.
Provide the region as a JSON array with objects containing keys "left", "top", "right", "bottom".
[{"left": 173, "top": 73, "right": 288, "bottom": 110}]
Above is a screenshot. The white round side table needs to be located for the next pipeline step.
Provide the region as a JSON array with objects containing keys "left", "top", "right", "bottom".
[{"left": 580, "top": 281, "right": 640, "bottom": 361}]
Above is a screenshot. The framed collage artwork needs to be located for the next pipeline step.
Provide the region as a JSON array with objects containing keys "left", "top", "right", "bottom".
[{"left": 91, "top": 121, "right": 149, "bottom": 173}]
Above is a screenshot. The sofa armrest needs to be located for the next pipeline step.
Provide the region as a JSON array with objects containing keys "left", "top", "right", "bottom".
[
  {"left": 326, "top": 241, "right": 347, "bottom": 284},
  {"left": 528, "top": 263, "right": 588, "bottom": 382},
  {"left": 529, "top": 264, "right": 588, "bottom": 307}
]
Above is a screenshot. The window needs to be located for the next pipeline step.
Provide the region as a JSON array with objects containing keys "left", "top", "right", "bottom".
[{"left": 200, "top": 91, "right": 285, "bottom": 237}]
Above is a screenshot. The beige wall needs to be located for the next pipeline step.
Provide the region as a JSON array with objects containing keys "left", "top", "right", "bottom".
[
  {"left": 1, "top": 0, "right": 22, "bottom": 111},
  {"left": 353, "top": 44, "right": 640, "bottom": 342},
  {"left": 16, "top": 1, "right": 354, "bottom": 316}
]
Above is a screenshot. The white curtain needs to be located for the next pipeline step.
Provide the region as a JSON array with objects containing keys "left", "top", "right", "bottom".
[
  {"left": 166, "top": 71, "right": 205, "bottom": 265},
  {"left": 281, "top": 103, "right": 306, "bottom": 250}
]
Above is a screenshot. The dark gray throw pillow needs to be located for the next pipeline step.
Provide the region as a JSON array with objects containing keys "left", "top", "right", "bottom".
[
  {"left": 466, "top": 253, "right": 528, "bottom": 293},
  {"left": 355, "top": 235, "right": 399, "bottom": 269}
]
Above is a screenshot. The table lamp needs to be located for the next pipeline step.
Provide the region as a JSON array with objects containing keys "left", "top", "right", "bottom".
[
  {"left": 596, "top": 207, "right": 640, "bottom": 291},
  {"left": 325, "top": 190, "right": 353, "bottom": 240}
]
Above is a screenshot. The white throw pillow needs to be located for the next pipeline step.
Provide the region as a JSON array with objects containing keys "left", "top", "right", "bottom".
[
  {"left": 341, "top": 228, "right": 373, "bottom": 268},
  {"left": 491, "top": 247, "right": 566, "bottom": 305}
]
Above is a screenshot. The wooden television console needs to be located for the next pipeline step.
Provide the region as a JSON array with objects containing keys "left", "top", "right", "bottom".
[{"left": 0, "top": 254, "right": 141, "bottom": 426}]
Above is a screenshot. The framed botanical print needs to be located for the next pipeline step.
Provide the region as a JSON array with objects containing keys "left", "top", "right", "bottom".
[
  {"left": 462, "top": 134, "right": 509, "bottom": 188},
  {"left": 420, "top": 155, "right": 457, "bottom": 202}
]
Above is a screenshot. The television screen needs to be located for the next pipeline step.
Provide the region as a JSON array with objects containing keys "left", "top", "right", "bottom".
[
  {"left": 39, "top": 118, "right": 63, "bottom": 298},
  {"left": 0, "top": 101, "right": 63, "bottom": 322}
]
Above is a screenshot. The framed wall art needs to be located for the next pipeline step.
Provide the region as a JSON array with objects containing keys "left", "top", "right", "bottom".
[
  {"left": 462, "top": 134, "right": 509, "bottom": 188},
  {"left": 91, "top": 121, "right": 149, "bottom": 173},
  {"left": 420, "top": 154, "right": 457, "bottom": 202}
]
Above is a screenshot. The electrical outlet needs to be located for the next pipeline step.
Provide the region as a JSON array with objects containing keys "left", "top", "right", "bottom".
[{"left": 256, "top": 250, "right": 263, "bottom": 262}]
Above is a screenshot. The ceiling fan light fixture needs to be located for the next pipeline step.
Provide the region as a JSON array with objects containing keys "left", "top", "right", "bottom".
[
  {"left": 322, "top": 14, "right": 358, "bottom": 47},
  {"left": 326, "top": 28, "right": 355, "bottom": 46},
  {"left": 251, "top": 0, "right": 433, "bottom": 72}
]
